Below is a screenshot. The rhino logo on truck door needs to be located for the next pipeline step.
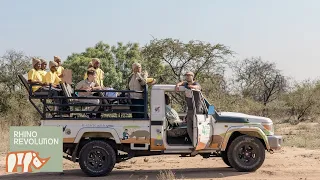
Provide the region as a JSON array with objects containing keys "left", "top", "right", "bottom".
[
  {"left": 6, "top": 151, "right": 50, "bottom": 172},
  {"left": 129, "top": 130, "right": 150, "bottom": 140}
]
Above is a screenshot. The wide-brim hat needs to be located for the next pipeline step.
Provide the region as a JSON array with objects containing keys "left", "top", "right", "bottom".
[
  {"left": 32, "top": 58, "right": 41, "bottom": 67},
  {"left": 92, "top": 58, "right": 100, "bottom": 64},
  {"left": 49, "top": 61, "right": 58, "bottom": 69},
  {"left": 54, "top": 56, "right": 61, "bottom": 62}
]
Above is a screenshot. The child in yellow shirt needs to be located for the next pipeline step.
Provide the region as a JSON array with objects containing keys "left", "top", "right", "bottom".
[
  {"left": 28, "top": 58, "right": 46, "bottom": 92},
  {"left": 43, "top": 61, "right": 62, "bottom": 87},
  {"left": 54, "top": 56, "right": 64, "bottom": 78},
  {"left": 38, "top": 59, "right": 47, "bottom": 78}
]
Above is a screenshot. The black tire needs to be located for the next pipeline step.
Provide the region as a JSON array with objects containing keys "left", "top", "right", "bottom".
[
  {"left": 227, "top": 135, "right": 265, "bottom": 172},
  {"left": 79, "top": 140, "right": 116, "bottom": 177},
  {"left": 221, "top": 151, "right": 232, "bottom": 167}
]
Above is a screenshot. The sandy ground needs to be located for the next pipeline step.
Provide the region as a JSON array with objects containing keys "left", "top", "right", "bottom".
[{"left": 0, "top": 147, "right": 319, "bottom": 180}]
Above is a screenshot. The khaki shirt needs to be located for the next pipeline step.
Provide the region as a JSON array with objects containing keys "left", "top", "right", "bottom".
[
  {"left": 165, "top": 105, "right": 183, "bottom": 126},
  {"left": 129, "top": 73, "right": 147, "bottom": 99},
  {"left": 76, "top": 79, "right": 99, "bottom": 97}
]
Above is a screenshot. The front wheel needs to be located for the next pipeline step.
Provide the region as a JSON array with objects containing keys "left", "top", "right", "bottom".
[
  {"left": 227, "top": 135, "right": 265, "bottom": 172},
  {"left": 79, "top": 140, "right": 116, "bottom": 177}
]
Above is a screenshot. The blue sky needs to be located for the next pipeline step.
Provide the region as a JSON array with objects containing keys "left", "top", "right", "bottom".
[{"left": 0, "top": 0, "right": 319, "bottom": 81}]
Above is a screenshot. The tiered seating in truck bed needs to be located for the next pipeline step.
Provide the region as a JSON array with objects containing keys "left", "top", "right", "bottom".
[{"left": 18, "top": 74, "right": 149, "bottom": 120}]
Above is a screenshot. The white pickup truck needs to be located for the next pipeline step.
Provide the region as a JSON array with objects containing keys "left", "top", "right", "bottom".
[{"left": 19, "top": 74, "right": 282, "bottom": 177}]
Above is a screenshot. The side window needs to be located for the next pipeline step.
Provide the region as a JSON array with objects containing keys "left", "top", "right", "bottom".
[{"left": 165, "top": 91, "right": 187, "bottom": 113}]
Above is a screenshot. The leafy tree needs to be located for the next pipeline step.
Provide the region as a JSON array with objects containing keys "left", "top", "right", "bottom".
[
  {"left": 63, "top": 41, "right": 144, "bottom": 89},
  {"left": 284, "top": 80, "right": 320, "bottom": 123},
  {"left": 0, "top": 50, "right": 31, "bottom": 93},
  {"left": 232, "top": 57, "right": 287, "bottom": 111},
  {"left": 142, "top": 38, "right": 233, "bottom": 111},
  {"left": 141, "top": 38, "right": 233, "bottom": 84},
  {"left": 111, "top": 42, "right": 144, "bottom": 89}
]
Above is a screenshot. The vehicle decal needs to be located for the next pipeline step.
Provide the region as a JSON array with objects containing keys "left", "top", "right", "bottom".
[
  {"left": 154, "top": 129, "right": 163, "bottom": 146},
  {"left": 150, "top": 138, "right": 165, "bottom": 150}
]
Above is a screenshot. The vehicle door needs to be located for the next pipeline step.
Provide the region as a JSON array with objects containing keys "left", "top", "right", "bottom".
[{"left": 185, "top": 89, "right": 213, "bottom": 150}]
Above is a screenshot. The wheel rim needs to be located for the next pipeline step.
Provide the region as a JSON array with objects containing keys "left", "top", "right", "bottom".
[
  {"left": 86, "top": 148, "right": 108, "bottom": 171},
  {"left": 237, "top": 144, "right": 257, "bottom": 166}
]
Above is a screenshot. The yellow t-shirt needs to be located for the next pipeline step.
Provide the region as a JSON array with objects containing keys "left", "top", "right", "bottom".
[
  {"left": 56, "top": 66, "right": 64, "bottom": 77},
  {"left": 38, "top": 70, "right": 47, "bottom": 78},
  {"left": 84, "top": 68, "right": 104, "bottom": 87},
  {"left": 27, "top": 69, "right": 42, "bottom": 92},
  {"left": 43, "top": 71, "right": 61, "bottom": 86}
]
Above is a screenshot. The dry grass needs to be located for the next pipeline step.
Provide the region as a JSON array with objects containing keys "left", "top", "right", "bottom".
[
  {"left": 275, "top": 121, "right": 320, "bottom": 149},
  {"left": 157, "top": 170, "right": 177, "bottom": 180},
  {"left": 0, "top": 121, "right": 10, "bottom": 153}
]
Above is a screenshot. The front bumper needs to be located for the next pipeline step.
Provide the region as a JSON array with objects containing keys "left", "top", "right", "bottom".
[{"left": 267, "top": 135, "right": 282, "bottom": 150}]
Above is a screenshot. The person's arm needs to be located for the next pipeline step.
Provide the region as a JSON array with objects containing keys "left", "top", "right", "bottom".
[
  {"left": 136, "top": 73, "right": 147, "bottom": 86},
  {"left": 57, "top": 67, "right": 64, "bottom": 78},
  {"left": 175, "top": 81, "right": 186, "bottom": 91},
  {"left": 188, "top": 82, "right": 201, "bottom": 90},
  {"left": 28, "top": 69, "right": 45, "bottom": 85},
  {"left": 92, "top": 82, "right": 101, "bottom": 90},
  {"left": 42, "top": 74, "right": 52, "bottom": 87},
  {"left": 98, "top": 69, "right": 104, "bottom": 87},
  {"left": 53, "top": 74, "right": 62, "bottom": 88}
]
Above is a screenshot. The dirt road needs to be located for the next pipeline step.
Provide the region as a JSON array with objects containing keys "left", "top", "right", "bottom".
[{"left": 0, "top": 147, "right": 319, "bottom": 180}]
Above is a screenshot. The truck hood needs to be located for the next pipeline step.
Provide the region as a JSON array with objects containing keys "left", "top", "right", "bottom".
[{"left": 218, "top": 111, "right": 273, "bottom": 124}]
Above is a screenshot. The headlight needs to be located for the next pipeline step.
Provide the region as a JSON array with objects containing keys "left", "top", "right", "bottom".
[{"left": 262, "top": 122, "right": 274, "bottom": 135}]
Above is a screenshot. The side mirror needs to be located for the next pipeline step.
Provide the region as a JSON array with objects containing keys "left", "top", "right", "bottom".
[{"left": 208, "top": 105, "right": 215, "bottom": 115}]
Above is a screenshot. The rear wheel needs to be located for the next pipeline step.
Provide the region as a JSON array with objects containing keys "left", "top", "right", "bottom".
[
  {"left": 221, "top": 151, "right": 232, "bottom": 167},
  {"left": 227, "top": 135, "right": 265, "bottom": 172},
  {"left": 79, "top": 140, "right": 116, "bottom": 177}
]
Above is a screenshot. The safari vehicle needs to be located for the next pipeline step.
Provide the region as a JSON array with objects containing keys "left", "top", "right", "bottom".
[{"left": 18, "top": 74, "right": 283, "bottom": 177}]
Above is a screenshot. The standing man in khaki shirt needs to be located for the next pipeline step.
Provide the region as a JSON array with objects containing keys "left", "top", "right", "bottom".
[{"left": 128, "top": 62, "right": 156, "bottom": 118}]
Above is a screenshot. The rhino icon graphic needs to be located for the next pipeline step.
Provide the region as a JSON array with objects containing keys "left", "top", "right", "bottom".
[
  {"left": 129, "top": 130, "right": 150, "bottom": 140},
  {"left": 6, "top": 150, "right": 50, "bottom": 172}
]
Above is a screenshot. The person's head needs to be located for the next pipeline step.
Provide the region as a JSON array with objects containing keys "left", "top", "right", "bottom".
[
  {"left": 132, "top": 62, "right": 142, "bottom": 73},
  {"left": 32, "top": 58, "right": 41, "bottom": 70},
  {"left": 40, "top": 59, "right": 47, "bottom": 70},
  {"left": 165, "top": 94, "right": 170, "bottom": 105},
  {"left": 86, "top": 69, "right": 97, "bottom": 82},
  {"left": 49, "top": 61, "right": 58, "bottom": 72},
  {"left": 54, "top": 56, "right": 61, "bottom": 66},
  {"left": 92, "top": 58, "right": 100, "bottom": 69},
  {"left": 88, "top": 62, "right": 93, "bottom": 69},
  {"left": 184, "top": 71, "right": 194, "bottom": 82}
]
